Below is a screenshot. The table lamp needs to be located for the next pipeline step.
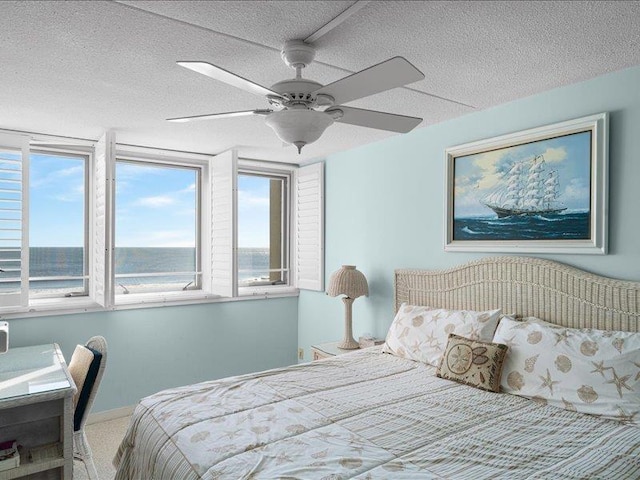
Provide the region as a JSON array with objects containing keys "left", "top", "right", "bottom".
[{"left": 327, "top": 265, "right": 369, "bottom": 349}]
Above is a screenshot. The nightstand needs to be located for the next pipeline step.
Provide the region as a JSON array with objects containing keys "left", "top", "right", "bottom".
[{"left": 311, "top": 341, "right": 356, "bottom": 360}]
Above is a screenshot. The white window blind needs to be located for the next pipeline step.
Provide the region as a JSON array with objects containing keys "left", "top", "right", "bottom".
[
  {"left": 210, "top": 149, "right": 238, "bottom": 297},
  {"left": 0, "top": 132, "right": 29, "bottom": 308},
  {"left": 294, "top": 162, "right": 324, "bottom": 291},
  {"left": 93, "top": 131, "right": 115, "bottom": 308}
]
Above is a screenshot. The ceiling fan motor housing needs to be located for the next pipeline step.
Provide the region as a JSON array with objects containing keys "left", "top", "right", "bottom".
[{"left": 268, "top": 79, "right": 334, "bottom": 108}]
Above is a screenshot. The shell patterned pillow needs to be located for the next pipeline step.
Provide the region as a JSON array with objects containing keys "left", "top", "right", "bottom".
[
  {"left": 382, "top": 303, "right": 502, "bottom": 366},
  {"left": 437, "top": 333, "right": 509, "bottom": 393},
  {"left": 493, "top": 316, "right": 640, "bottom": 425}
]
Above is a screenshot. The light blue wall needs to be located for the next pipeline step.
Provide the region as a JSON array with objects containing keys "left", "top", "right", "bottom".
[
  {"left": 299, "top": 65, "right": 640, "bottom": 361},
  {"left": 8, "top": 297, "right": 298, "bottom": 412}
]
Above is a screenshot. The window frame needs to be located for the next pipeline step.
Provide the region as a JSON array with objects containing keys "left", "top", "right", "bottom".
[
  {"left": 112, "top": 151, "right": 207, "bottom": 305},
  {"left": 28, "top": 147, "right": 91, "bottom": 300},
  {"left": 237, "top": 160, "right": 294, "bottom": 297},
  {"left": 0, "top": 132, "right": 101, "bottom": 315}
]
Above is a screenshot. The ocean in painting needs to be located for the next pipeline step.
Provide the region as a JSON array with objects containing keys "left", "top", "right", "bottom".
[
  {"left": 453, "top": 211, "right": 590, "bottom": 241},
  {"left": 1, "top": 247, "right": 271, "bottom": 292}
]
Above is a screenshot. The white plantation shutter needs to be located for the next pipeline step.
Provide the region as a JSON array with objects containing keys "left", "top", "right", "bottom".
[
  {"left": 93, "top": 131, "right": 115, "bottom": 308},
  {"left": 0, "top": 132, "right": 29, "bottom": 308},
  {"left": 294, "top": 162, "right": 324, "bottom": 291},
  {"left": 210, "top": 150, "right": 238, "bottom": 297}
]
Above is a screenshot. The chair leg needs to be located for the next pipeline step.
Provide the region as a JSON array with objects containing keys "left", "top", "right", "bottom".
[{"left": 74, "top": 429, "right": 99, "bottom": 480}]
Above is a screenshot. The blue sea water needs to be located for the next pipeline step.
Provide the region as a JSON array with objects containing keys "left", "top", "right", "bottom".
[
  {"left": 1, "top": 247, "right": 271, "bottom": 292},
  {"left": 454, "top": 211, "right": 590, "bottom": 241}
]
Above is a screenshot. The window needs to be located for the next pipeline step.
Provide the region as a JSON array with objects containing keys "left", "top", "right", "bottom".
[
  {"left": 114, "top": 159, "right": 201, "bottom": 295},
  {"left": 29, "top": 151, "right": 88, "bottom": 298},
  {"left": 0, "top": 128, "right": 324, "bottom": 316},
  {"left": 237, "top": 172, "right": 289, "bottom": 288}
]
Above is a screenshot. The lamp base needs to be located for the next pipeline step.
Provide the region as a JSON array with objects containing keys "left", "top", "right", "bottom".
[
  {"left": 338, "top": 296, "right": 359, "bottom": 350},
  {"left": 337, "top": 338, "right": 360, "bottom": 350}
]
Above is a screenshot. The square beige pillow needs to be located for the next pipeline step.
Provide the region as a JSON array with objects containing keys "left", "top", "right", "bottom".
[{"left": 437, "top": 333, "right": 509, "bottom": 393}]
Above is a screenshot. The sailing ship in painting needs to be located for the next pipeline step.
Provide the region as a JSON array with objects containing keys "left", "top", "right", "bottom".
[
  {"left": 453, "top": 150, "right": 590, "bottom": 242},
  {"left": 481, "top": 155, "right": 566, "bottom": 218},
  {"left": 450, "top": 127, "right": 595, "bottom": 243}
]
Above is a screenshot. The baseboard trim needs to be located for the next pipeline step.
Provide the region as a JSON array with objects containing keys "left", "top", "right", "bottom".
[{"left": 87, "top": 405, "right": 135, "bottom": 425}]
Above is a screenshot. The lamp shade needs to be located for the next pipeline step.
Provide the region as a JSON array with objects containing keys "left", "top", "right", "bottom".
[{"left": 327, "top": 265, "right": 368, "bottom": 299}]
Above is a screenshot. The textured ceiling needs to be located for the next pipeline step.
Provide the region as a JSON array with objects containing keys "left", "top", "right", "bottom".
[{"left": 0, "top": 1, "right": 639, "bottom": 163}]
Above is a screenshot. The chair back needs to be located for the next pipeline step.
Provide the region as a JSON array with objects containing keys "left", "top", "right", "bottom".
[{"left": 68, "top": 336, "right": 107, "bottom": 432}]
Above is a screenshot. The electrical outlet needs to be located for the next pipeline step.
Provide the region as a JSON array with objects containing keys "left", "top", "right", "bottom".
[{"left": 298, "top": 348, "right": 304, "bottom": 360}]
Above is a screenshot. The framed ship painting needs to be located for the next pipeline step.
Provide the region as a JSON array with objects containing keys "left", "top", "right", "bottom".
[{"left": 444, "top": 113, "right": 608, "bottom": 254}]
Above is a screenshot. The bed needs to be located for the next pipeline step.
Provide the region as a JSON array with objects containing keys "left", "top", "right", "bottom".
[{"left": 114, "top": 257, "right": 640, "bottom": 479}]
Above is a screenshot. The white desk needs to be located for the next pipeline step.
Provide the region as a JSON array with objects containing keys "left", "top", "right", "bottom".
[{"left": 0, "top": 344, "right": 76, "bottom": 480}]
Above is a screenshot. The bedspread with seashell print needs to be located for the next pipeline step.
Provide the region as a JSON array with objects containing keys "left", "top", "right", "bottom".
[{"left": 114, "top": 347, "right": 640, "bottom": 480}]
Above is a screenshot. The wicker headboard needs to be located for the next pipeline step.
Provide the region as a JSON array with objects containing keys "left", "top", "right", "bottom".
[{"left": 395, "top": 257, "right": 640, "bottom": 333}]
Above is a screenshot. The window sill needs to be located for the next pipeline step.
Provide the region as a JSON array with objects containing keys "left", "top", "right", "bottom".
[
  {"left": 114, "top": 287, "right": 299, "bottom": 310},
  {"left": 0, "top": 296, "right": 104, "bottom": 319},
  {"left": 0, "top": 288, "right": 300, "bottom": 319},
  {"left": 238, "top": 285, "right": 299, "bottom": 297},
  {"left": 115, "top": 289, "right": 217, "bottom": 306}
]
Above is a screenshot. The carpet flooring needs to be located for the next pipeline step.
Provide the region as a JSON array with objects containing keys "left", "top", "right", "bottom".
[{"left": 74, "top": 416, "right": 130, "bottom": 480}]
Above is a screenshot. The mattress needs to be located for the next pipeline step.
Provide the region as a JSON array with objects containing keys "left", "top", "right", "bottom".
[{"left": 114, "top": 347, "right": 640, "bottom": 479}]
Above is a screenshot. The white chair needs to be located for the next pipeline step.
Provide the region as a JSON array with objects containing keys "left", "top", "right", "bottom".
[{"left": 68, "top": 336, "right": 107, "bottom": 480}]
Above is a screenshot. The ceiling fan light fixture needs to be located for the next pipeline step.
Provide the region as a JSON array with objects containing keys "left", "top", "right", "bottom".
[{"left": 264, "top": 109, "right": 334, "bottom": 154}]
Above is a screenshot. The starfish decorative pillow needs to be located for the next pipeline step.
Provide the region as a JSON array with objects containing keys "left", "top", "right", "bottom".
[{"left": 493, "top": 316, "right": 640, "bottom": 425}]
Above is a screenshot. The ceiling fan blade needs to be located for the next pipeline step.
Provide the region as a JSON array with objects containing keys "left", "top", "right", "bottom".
[
  {"left": 167, "top": 109, "right": 271, "bottom": 123},
  {"left": 327, "top": 106, "right": 422, "bottom": 133},
  {"left": 313, "top": 56, "right": 424, "bottom": 105},
  {"left": 177, "top": 61, "right": 284, "bottom": 99}
]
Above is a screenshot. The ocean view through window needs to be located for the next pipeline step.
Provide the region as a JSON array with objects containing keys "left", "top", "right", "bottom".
[
  {"left": 115, "top": 160, "right": 201, "bottom": 294},
  {"left": 0, "top": 135, "right": 307, "bottom": 314},
  {"left": 22, "top": 247, "right": 270, "bottom": 293},
  {"left": 29, "top": 151, "right": 88, "bottom": 297},
  {"left": 22, "top": 159, "right": 283, "bottom": 297}
]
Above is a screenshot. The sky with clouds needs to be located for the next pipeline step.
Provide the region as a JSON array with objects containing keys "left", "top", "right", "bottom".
[
  {"left": 115, "top": 161, "right": 198, "bottom": 248},
  {"left": 454, "top": 131, "right": 592, "bottom": 218},
  {"left": 238, "top": 174, "right": 272, "bottom": 249},
  {"left": 30, "top": 153, "right": 86, "bottom": 247},
  {"left": 29, "top": 154, "right": 271, "bottom": 248}
]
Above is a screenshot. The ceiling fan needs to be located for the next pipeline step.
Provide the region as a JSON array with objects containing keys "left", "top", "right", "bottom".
[{"left": 168, "top": 40, "right": 425, "bottom": 154}]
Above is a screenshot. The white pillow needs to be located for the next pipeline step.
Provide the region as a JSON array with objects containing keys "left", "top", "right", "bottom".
[
  {"left": 494, "top": 316, "right": 640, "bottom": 425},
  {"left": 382, "top": 303, "right": 502, "bottom": 366}
]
